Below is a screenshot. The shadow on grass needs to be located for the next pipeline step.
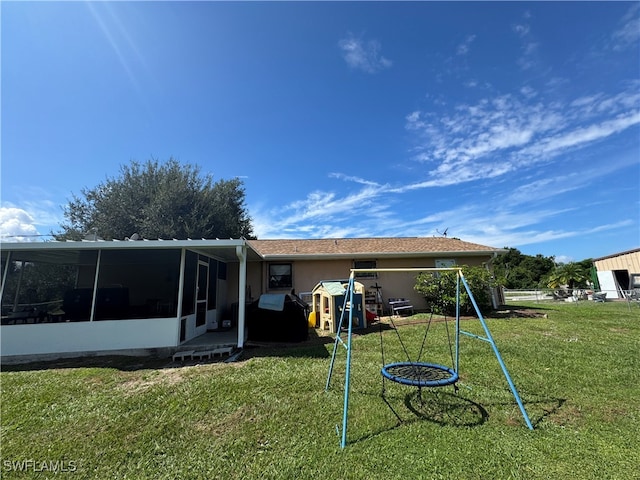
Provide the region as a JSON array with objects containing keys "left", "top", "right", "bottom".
[
  {"left": 347, "top": 387, "right": 489, "bottom": 447},
  {"left": 402, "top": 389, "right": 489, "bottom": 427},
  {"left": 0, "top": 355, "right": 171, "bottom": 373},
  {"left": 346, "top": 384, "right": 567, "bottom": 446},
  {"left": 487, "top": 304, "right": 555, "bottom": 319}
]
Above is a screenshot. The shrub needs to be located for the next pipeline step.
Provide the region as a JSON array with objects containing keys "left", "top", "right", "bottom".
[{"left": 414, "top": 265, "right": 495, "bottom": 316}]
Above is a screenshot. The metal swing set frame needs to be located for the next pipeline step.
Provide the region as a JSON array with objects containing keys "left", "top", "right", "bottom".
[{"left": 325, "top": 267, "right": 534, "bottom": 449}]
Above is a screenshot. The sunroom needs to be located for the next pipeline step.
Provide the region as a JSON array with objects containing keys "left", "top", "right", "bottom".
[{"left": 0, "top": 239, "right": 260, "bottom": 360}]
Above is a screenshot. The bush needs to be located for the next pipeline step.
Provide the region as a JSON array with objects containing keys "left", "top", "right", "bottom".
[{"left": 414, "top": 265, "right": 495, "bottom": 316}]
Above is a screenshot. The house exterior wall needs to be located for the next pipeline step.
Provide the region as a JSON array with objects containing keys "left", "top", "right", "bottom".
[
  {"left": 593, "top": 250, "right": 640, "bottom": 274},
  {"left": 248, "top": 254, "right": 494, "bottom": 313}
]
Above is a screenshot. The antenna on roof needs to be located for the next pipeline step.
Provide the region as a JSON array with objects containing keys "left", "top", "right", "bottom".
[
  {"left": 125, "top": 233, "right": 140, "bottom": 241},
  {"left": 436, "top": 228, "right": 449, "bottom": 237}
]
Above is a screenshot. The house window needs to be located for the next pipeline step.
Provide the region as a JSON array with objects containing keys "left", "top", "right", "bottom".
[
  {"left": 269, "top": 263, "right": 292, "bottom": 289},
  {"left": 435, "top": 259, "right": 456, "bottom": 268},
  {"left": 354, "top": 260, "right": 377, "bottom": 278},
  {"left": 434, "top": 259, "right": 456, "bottom": 278}
]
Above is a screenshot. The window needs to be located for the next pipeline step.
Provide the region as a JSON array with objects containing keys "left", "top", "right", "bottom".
[
  {"left": 269, "top": 263, "right": 292, "bottom": 289},
  {"left": 435, "top": 259, "right": 456, "bottom": 268},
  {"left": 354, "top": 260, "right": 377, "bottom": 278}
]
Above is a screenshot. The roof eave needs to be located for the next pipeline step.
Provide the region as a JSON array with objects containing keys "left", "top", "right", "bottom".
[{"left": 259, "top": 250, "right": 505, "bottom": 261}]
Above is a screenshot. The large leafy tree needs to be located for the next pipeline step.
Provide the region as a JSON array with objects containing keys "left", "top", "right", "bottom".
[
  {"left": 492, "top": 248, "right": 556, "bottom": 289},
  {"left": 56, "top": 159, "right": 255, "bottom": 240}
]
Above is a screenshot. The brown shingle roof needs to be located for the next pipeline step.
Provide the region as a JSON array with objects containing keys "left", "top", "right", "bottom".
[{"left": 248, "top": 237, "right": 502, "bottom": 259}]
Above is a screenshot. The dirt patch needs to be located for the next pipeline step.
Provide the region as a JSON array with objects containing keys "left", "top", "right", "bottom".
[
  {"left": 546, "top": 403, "right": 584, "bottom": 426},
  {"left": 608, "top": 327, "right": 631, "bottom": 334},
  {"left": 194, "top": 404, "right": 261, "bottom": 436},
  {"left": 118, "top": 367, "right": 189, "bottom": 395}
]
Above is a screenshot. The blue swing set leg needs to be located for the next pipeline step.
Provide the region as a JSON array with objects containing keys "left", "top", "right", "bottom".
[
  {"left": 459, "top": 274, "right": 534, "bottom": 430},
  {"left": 325, "top": 276, "right": 356, "bottom": 448}
]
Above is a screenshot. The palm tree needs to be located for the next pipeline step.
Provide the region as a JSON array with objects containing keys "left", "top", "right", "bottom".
[{"left": 546, "top": 262, "right": 589, "bottom": 296}]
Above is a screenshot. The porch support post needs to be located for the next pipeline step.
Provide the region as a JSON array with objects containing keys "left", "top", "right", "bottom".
[
  {"left": 235, "top": 244, "right": 247, "bottom": 349},
  {"left": 175, "top": 249, "right": 186, "bottom": 345},
  {"left": 0, "top": 250, "right": 11, "bottom": 303},
  {"left": 89, "top": 250, "right": 102, "bottom": 322}
]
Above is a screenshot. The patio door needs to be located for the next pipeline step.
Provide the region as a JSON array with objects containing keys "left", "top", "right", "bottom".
[{"left": 196, "top": 260, "right": 209, "bottom": 328}]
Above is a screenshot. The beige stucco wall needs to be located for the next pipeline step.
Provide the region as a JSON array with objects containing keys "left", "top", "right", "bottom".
[
  {"left": 594, "top": 250, "right": 640, "bottom": 274},
  {"left": 237, "top": 254, "right": 494, "bottom": 313}
]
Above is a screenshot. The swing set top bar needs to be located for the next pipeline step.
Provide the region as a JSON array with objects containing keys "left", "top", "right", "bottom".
[{"left": 350, "top": 267, "right": 463, "bottom": 275}]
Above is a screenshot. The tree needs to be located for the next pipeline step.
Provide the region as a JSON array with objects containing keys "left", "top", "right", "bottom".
[
  {"left": 414, "top": 265, "right": 496, "bottom": 316},
  {"left": 545, "top": 262, "right": 590, "bottom": 294},
  {"left": 56, "top": 159, "right": 255, "bottom": 240},
  {"left": 492, "top": 248, "right": 556, "bottom": 289}
]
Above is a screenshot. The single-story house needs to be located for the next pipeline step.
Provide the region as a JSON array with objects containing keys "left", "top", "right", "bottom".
[
  {"left": 246, "top": 237, "right": 505, "bottom": 310},
  {"left": 592, "top": 248, "right": 640, "bottom": 299},
  {"left": 1, "top": 236, "right": 504, "bottom": 361}
]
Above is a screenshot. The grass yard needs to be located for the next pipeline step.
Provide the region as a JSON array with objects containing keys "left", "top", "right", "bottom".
[{"left": 1, "top": 301, "right": 639, "bottom": 479}]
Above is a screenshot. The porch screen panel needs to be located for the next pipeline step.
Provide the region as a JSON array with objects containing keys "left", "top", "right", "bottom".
[
  {"left": 97, "top": 249, "right": 180, "bottom": 320},
  {"left": 1, "top": 249, "right": 98, "bottom": 324}
]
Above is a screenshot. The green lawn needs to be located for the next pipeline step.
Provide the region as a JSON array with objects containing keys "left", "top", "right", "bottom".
[{"left": 2, "top": 301, "right": 639, "bottom": 479}]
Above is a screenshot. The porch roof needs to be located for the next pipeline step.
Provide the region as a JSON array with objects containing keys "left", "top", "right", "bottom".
[{"left": 0, "top": 239, "right": 262, "bottom": 263}]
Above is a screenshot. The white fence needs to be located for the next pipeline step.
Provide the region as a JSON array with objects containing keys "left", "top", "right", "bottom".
[{"left": 503, "top": 288, "right": 640, "bottom": 304}]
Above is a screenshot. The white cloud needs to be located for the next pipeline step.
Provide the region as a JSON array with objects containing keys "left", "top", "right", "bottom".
[
  {"left": 456, "top": 34, "right": 476, "bottom": 55},
  {"left": 512, "top": 23, "right": 530, "bottom": 37},
  {"left": 519, "top": 110, "right": 640, "bottom": 159},
  {"left": 404, "top": 86, "right": 639, "bottom": 188},
  {"left": 338, "top": 33, "right": 392, "bottom": 73},
  {"left": 251, "top": 182, "right": 390, "bottom": 238},
  {"left": 329, "top": 172, "right": 382, "bottom": 187},
  {"left": 512, "top": 16, "right": 539, "bottom": 70},
  {"left": 0, "top": 207, "right": 40, "bottom": 242},
  {"left": 612, "top": 3, "right": 640, "bottom": 50}
]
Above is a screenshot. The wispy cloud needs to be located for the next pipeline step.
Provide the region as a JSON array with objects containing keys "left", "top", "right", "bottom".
[
  {"left": 329, "top": 172, "right": 382, "bottom": 187},
  {"left": 456, "top": 34, "right": 476, "bottom": 55},
  {"left": 512, "top": 14, "right": 539, "bottom": 70},
  {"left": 338, "top": 33, "right": 392, "bottom": 73},
  {"left": 612, "top": 3, "right": 640, "bottom": 50},
  {"left": 252, "top": 182, "right": 390, "bottom": 239},
  {"left": 404, "top": 85, "right": 639, "bottom": 187}
]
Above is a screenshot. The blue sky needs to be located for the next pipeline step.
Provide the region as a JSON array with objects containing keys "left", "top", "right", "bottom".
[{"left": 1, "top": 1, "right": 639, "bottom": 263}]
